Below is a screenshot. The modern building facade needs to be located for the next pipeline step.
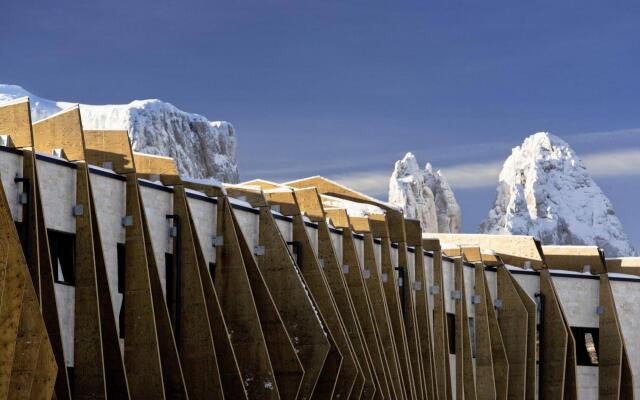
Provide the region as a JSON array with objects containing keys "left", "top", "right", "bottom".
[{"left": 0, "top": 97, "right": 638, "bottom": 399}]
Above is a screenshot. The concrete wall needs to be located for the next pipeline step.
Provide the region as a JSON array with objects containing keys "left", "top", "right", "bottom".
[
  {"left": 139, "top": 184, "right": 173, "bottom": 296},
  {"left": 0, "top": 149, "right": 23, "bottom": 222},
  {"left": 552, "top": 273, "right": 599, "bottom": 400},
  {"left": 610, "top": 276, "right": 640, "bottom": 398},
  {"left": 89, "top": 171, "right": 126, "bottom": 334},
  {"left": 186, "top": 193, "right": 217, "bottom": 266}
]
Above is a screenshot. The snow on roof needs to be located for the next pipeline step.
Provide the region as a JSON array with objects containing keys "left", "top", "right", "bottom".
[{"left": 320, "top": 194, "right": 385, "bottom": 217}]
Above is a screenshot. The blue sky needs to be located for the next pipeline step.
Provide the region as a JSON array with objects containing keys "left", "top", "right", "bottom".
[{"left": 1, "top": 0, "right": 639, "bottom": 249}]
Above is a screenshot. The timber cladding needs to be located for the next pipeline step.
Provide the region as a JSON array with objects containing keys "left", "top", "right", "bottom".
[{"left": 3, "top": 96, "right": 640, "bottom": 399}]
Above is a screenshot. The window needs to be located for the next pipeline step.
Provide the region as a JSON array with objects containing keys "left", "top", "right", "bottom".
[
  {"left": 166, "top": 252, "right": 175, "bottom": 313},
  {"left": 571, "top": 327, "right": 599, "bottom": 366},
  {"left": 209, "top": 262, "right": 216, "bottom": 284},
  {"left": 47, "top": 229, "right": 75, "bottom": 285},
  {"left": 468, "top": 317, "right": 476, "bottom": 358},
  {"left": 447, "top": 313, "right": 456, "bottom": 354},
  {"left": 119, "top": 298, "right": 125, "bottom": 339},
  {"left": 117, "top": 243, "right": 125, "bottom": 294}
]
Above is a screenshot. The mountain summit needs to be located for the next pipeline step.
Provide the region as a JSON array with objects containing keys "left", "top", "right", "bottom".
[
  {"left": 0, "top": 84, "right": 238, "bottom": 183},
  {"left": 389, "top": 152, "right": 461, "bottom": 233},
  {"left": 480, "top": 132, "right": 635, "bottom": 256}
]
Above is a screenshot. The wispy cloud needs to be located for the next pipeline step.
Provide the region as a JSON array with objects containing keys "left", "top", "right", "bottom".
[
  {"left": 582, "top": 149, "right": 640, "bottom": 178},
  {"left": 328, "top": 148, "right": 640, "bottom": 198}
]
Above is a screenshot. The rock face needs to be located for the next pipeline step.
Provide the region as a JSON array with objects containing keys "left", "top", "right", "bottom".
[
  {"left": 388, "top": 152, "right": 461, "bottom": 233},
  {"left": 480, "top": 132, "right": 636, "bottom": 257},
  {"left": 0, "top": 84, "right": 238, "bottom": 183}
]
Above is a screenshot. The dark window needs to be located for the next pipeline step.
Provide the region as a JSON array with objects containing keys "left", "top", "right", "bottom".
[
  {"left": 209, "top": 262, "right": 216, "bottom": 284},
  {"left": 67, "top": 366, "right": 74, "bottom": 394},
  {"left": 571, "top": 327, "right": 599, "bottom": 366},
  {"left": 119, "top": 298, "right": 125, "bottom": 339},
  {"left": 14, "top": 221, "right": 25, "bottom": 251},
  {"left": 447, "top": 313, "right": 456, "bottom": 354},
  {"left": 48, "top": 229, "right": 75, "bottom": 285},
  {"left": 117, "top": 243, "right": 125, "bottom": 294},
  {"left": 166, "top": 252, "right": 175, "bottom": 312},
  {"left": 469, "top": 317, "right": 476, "bottom": 358}
]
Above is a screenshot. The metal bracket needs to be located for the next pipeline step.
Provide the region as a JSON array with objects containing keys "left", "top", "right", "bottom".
[
  {"left": 169, "top": 226, "right": 178, "bottom": 238},
  {"left": 494, "top": 299, "right": 503, "bottom": 309},
  {"left": 363, "top": 269, "right": 371, "bottom": 279},
  {"left": 18, "top": 192, "right": 28, "bottom": 205},
  {"left": 318, "top": 259, "right": 325, "bottom": 269},
  {"left": 381, "top": 272, "right": 388, "bottom": 283},
  {"left": 412, "top": 281, "right": 422, "bottom": 291},
  {"left": 342, "top": 264, "right": 349, "bottom": 274},
  {"left": 451, "top": 290, "right": 461, "bottom": 300},
  {"left": 471, "top": 294, "right": 481, "bottom": 305},
  {"left": 429, "top": 285, "right": 440, "bottom": 295},
  {"left": 121, "top": 215, "right": 133, "bottom": 227},
  {"left": 596, "top": 305, "right": 605, "bottom": 315},
  {"left": 254, "top": 245, "right": 266, "bottom": 256},
  {"left": 72, "top": 204, "right": 84, "bottom": 216},
  {"left": 212, "top": 235, "right": 224, "bottom": 247},
  {"left": 398, "top": 276, "right": 404, "bottom": 287}
]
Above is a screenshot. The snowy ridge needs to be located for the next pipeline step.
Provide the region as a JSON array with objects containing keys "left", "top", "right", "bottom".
[
  {"left": 480, "top": 132, "right": 636, "bottom": 257},
  {"left": 0, "top": 84, "right": 238, "bottom": 183},
  {"left": 388, "top": 152, "right": 461, "bottom": 233}
]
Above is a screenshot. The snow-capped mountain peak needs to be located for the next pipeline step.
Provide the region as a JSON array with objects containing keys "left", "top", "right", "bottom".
[
  {"left": 0, "top": 84, "right": 238, "bottom": 182},
  {"left": 480, "top": 131, "right": 636, "bottom": 257},
  {"left": 388, "top": 152, "right": 461, "bottom": 233}
]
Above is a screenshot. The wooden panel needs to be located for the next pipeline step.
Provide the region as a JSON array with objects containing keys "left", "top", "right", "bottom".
[
  {"left": 485, "top": 270, "right": 508, "bottom": 400},
  {"left": 83, "top": 130, "right": 136, "bottom": 174},
  {"left": 340, "top": 228, "right": 391, "bottom": 399},
  {"left": 34, "top": 170, "right": 72, "bottom": 399},
  {"left": 0, "top": 167, "right": 56, "bottom": 400},
  {"left": 173, "top": 186, "right": 224, "bottom": 399},
  {"left": 539, "top": 270, "right": 568, "bottom": 399},
  {"left": 32, "top": 107, "right": 86, "bottom": 161},
  {"left": 214, "top": 198, "right": 279, "bottom": 399},
  {"left": 240, "top": 179, "right": 282, "bottom": 190},
  {"left": 123, "top": 174, "right": 166, "bottom": 399},
  {"left": 413, "top": 245, "right": 438, "bottom": 400},
  {"left": 316, "top": 220, "right": 371, "bottom": 399},
  {"left": 20, "top": 150, "right": 41, "bottom": 299},
  {"left": 256, "top": 206, "right": 331, "bottom": 399},
  {"left": 234, "top": 219, "right": 303, "bottom": 400},
  {"left": 186, "top": 197, "right": 247, "bottom": 399},
  {"left": 8, "top": 284, "right": 46, "bottom": 399},
  {"left": 496, "top": 267, "right": 528, "bottom": 400},
  {"left": 89, "top": 196, "right": 130, "bottom": 399},
  {"left": 73, "top": 162, "right": 107, "bottom": 400},
  {"left": 379, "top": 236, "right": 413, "bottom": 400},
  {"left": 598, "top": 275, "right": 623, "bottom": 399},
  {"left": 361, "top": 233, "right": 404, "bottom": 399},
  {"left": 133, "top": 152, "right": 181, "bottom": 185},
  {"left": 263, "top": 188, "right": 299, "bottom": 216},
  {"left": 139, "top": 194, "right": 189, "bottom": 399},
  {"left": 511, "top": 273, "right": 537, "bottom": 400},
  {"left": 453, "top": 258, "right": 476, "bottom": 400},
  {"left": 620, "top": 348, "right": 634, "bottom": 399},
  {"left": 542, "top": 245, "right": 606, "bottom": 274},
  {"left": 0, "top": 97, "right": 34, "bottom": 148},
  {"left": 397, "top": 242, "right": 422, "bottom": 400},
  {"left": 292, "top": 214, "right": 358, "bottom": 399},
  {"left": 431, "top": 249, "right": 452, "bottom": 400},
  {"left": 424, "top": 233, "right": 544, "bottom": 269},
  {"left": 325, "top": 208, "right": 351, "bottom": 230},
  {"left": 224, "top": 185, "right": 268, "bottom": 207},
  {"left": 473, "top": 264, "right": 496, "bottom": 400},
  {"left": 292, "top": 188, "right": 325, "bottom": 222}
]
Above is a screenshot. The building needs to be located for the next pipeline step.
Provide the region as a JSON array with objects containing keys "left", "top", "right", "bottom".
[{"left": 0, "top": 97, "right": 638, "bottom": 399}]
